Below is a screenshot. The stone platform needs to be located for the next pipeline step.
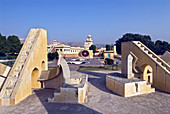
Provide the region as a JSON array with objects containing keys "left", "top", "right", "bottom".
[
  {"left": 48, "top": 73, "right": 88, "bottom": 103},
  {"left": 106, "top": 73, "right": 155, "bottom": 97}
]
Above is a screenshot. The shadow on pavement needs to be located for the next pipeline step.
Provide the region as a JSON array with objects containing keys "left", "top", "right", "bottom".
[
  {"left": 34, "top": 89, "right": 101, "bottom": 114},
  {"left": 78, "top": 71, "right": 122, "bottom": 96}
]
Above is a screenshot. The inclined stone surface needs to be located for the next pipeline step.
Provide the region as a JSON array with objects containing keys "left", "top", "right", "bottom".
[
  {"left": 107, "top": 73, "right": 144, "bottom": 83},
  {"left": 0, "top": 71, "right": 170, "bottom": 114}
]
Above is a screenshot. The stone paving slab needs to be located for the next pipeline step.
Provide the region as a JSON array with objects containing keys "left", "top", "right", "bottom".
[{"left": 0, "top": 71, "right": 169, "bottom": 114}]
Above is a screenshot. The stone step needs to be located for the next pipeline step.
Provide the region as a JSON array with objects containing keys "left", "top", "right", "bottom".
[
  {"left": 20, "top": 56, "right": 27, "bottom": 62},
  {"left": 138, "top": 43, "right": 142, "bottom": 47},
  {"left": 18, "top": 62, "right": 24, "bottom": 66},
  {"left": 54, "top": 89, "right": 61, "bottom": 95},
  {"left": 141, "top": 47, "right": 145, "bottom": 50},
  {"left": 2, "top": 96, "right": 10, "bottom": 99},
  {"left": 22, "top": 51, "right": 28, "bottom": 56},
  {"left": 24, "top": 49, "right": 30, "bottom": 52},
  {"left": 18, "top": 65, "right": 23, "bottom": 70},
  {"left": 30, "top": 39, "right": 35, "bottom": 43},
  {"left": 157, "top": 61, "right": 162, "bottom": 65},
  {"left": 148, "top": 53, "right": 152, "bottom": 57},
  {"left": 21, "top": 55, "right": 27, "bottom": 59},
  {"left": 150, "top": 88, "right": 155, "bottom": 92},
  {"left": 10, "top": 77, "right": 18, "bottom": 82},
  {"left": 6, "top": 85, "right": 15, "bottom": 90},
  {"left": 14, "top": 73, "right": 19, "bottom": 78},
  {"left": 144, "top": 50, "right": 149, "bottom": 53},
  {"left": 26, "top": 43, "right": 32, "bottom": 49},
  {"left": 15, "top": 69, "right": 21, "bottom": 73},
  {"left": 152, "top": 58, "right": 157, "bottom": 61},
  {"left": 162, "top": 66, "right": 167, "bottom": 69}
]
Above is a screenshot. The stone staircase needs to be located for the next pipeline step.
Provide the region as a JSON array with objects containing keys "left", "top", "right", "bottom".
[
  {"left": 132, "top": 41, "right": 170, "bottom": 74},
  {"left": 0, "top": 29, "right": 40, "bottom": 105},
  {"left": 48, "top": 74, "right": 88, "bottom": 103}
]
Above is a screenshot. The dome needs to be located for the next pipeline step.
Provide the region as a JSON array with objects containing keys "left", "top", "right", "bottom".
[{"left": 87, "top": 34, "right": 91, "bottom": 38}]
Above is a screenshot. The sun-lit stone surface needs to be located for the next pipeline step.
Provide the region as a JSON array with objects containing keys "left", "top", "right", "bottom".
[{"left": 0, "top": 28, "right": 48, "bottom": 106}]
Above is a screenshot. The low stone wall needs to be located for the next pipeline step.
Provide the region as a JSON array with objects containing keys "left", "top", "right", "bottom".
[
  {"left": 106, "top": 75, "right": 124, "bottom": 96},
  {"left": 106, "top": 74, "right": 155, "bottom": 97}
]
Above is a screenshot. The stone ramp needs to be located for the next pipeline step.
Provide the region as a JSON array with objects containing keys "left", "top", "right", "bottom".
[
  {"left": 38, "top": 65, "right": 64, "bottom": 89},
  {"left": 133, "top": 41, "right": 170, "bottom": 73},
  {"left": 38, "top": 54, "right": 71, "bottom": 89},
  {"left": 0, "top": 28, "right": 48, "bottom": 105},
  {"left": 39, "top": 65, "right": 61, "bottom": 81},
  {"left": 122, "top": 41, "right": 170, "bottom": 93}
]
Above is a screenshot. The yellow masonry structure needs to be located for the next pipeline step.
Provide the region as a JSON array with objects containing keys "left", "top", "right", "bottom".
[{"left": 0, "top": 28, "right": 48, "bottom": 105}]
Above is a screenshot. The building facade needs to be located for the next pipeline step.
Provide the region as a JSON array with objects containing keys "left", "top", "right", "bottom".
[
  {"left": 103, "top": 45, "right": 117, "bottom": 59},
  {"left": 47, "top": 40, "right": 93, "bottom": 58}
]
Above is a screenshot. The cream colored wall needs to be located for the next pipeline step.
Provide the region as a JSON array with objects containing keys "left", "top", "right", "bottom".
[
  {"left": 78, "top": 75, "right": 88, "bottom": 103},
  {"left": 113, "top": 45, "right": 117, "bottom": 55},
  {"left": 106, "top": 76, "right": 124, "bottom": 96},
  {"left": 0, "top": 64, "right": 11, "bottom": 88},
  {"left": 0, "top": 63, "right": 8, "bottom": 76},
  {"left": 2, "top": 28, "right": 48, "bottom": 105},
  {"left": 121, "top": 42, "right": 130, "bottom": 76},
  {"left": 106, "top": 75, "right": 154, "bottom": 97},
  {"left": 124, "top": 81, "right": 154, "bottom": 97},
  {"left": 121, "top": 42, "right": 170, "bottom": 93}
]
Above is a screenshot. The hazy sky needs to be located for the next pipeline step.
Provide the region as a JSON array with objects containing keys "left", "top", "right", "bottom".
[{"left": 0, "top": 0, "right": 170, "bottom": 44}]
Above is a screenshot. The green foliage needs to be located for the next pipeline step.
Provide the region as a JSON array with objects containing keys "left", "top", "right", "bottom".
[
  {"left": 0, "top": 33, "right": 21, "bottom": 56},
  {"left": 89, "top": 45, "right": 96, "bottom": 53},
  {"left": 48, "top": 52, "right": 59, "bottom": 61},
  {"left": 106, "top": 44, "right": 111, "bottom": 51},
  {"left": 115, "top": 33, "right": 170, "bottom": 55},
  {"left": 154, "top": 40, "right": 170, "bottom": 55},
  {"left": 0, "top": 34, "right": 7, "bottom": 56},
  {"left": 105, "top": 58, "right": 114, "bottom": 65},
  {"left": 7, "top": 35, "right": 21, "bottom": 54}
]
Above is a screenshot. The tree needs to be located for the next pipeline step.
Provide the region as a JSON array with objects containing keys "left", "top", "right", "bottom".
[
  {"left": 154, "top": 40, "right": 169, "bottom": 55},
  {"left": 105, "top": 58, "right": 114, "bottom": 65},
  {"left": 89, "top": 45, "right": 96, "bottom": 53},
  {"left": 106, "top": 44, "right": 111, "bottom": 51},
  {"left": 7, "top": 35, "right": 21, "bottom": 54},
  {"left": 0, "top": 34, "right": 7, "bottom": 56},
  {"left": 115, "top": 33, "right": 169, "bottom": 55},
  {"left": 48, "top": 52, "right": 59, "bottom": 61}
]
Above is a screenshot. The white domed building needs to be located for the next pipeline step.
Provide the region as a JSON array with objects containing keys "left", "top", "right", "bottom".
[{"left": 84, "top": 34, "right": 93, "bottom": 49}]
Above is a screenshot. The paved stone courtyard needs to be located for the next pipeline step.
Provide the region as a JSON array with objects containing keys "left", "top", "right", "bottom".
[{"left": 0, "top": 71, "right": 170, "bottom": 114}]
